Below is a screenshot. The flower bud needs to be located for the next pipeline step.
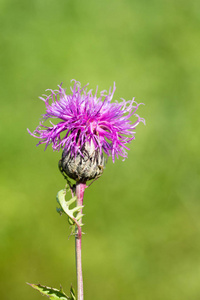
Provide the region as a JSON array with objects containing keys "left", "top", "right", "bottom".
[{"left": 60, "top": 142, "right": 105, "bottom": 183}]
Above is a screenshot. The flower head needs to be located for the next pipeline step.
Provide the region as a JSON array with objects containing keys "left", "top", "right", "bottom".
[{"left": 28, "top": 80, "right": 145, "bottom": 162}]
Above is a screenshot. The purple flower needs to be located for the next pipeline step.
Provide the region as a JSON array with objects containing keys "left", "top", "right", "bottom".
[{"left": 28, "top": 80, "right": 145, "bottom": 162}]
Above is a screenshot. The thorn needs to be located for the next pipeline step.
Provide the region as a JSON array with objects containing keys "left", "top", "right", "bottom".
[
  {"left": 76, "top": 214, "right": 84, "bottom": 221},
  {"left": 67, "top": 196, "right": 77, "bottom": 206},
  {"left": 71, "top": 205, "right": 84, "bottom": 213}
]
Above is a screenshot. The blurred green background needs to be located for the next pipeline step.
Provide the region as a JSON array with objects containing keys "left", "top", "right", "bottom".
[{"left": 1, "top": 0, "right": 200, "bottom": 299}]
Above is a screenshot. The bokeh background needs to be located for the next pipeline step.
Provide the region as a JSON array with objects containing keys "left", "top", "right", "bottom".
[{"left": 1, "top": 0, "right": 200, "bottom": 299}]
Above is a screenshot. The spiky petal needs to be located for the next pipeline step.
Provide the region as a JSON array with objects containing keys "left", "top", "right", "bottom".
[{"left": 28, "top": 80, "right": 145, "bottom": 162}]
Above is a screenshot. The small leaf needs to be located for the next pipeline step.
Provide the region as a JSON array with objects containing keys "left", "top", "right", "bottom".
[
  {"left": 56, "top": 188, "right": 84, "bottom": 237},
  {"left": 70, "top": 285, "right": 76, "bottom": 300},
  {"left": 27, "top": 283, "right": 70, "bottom": 300}
]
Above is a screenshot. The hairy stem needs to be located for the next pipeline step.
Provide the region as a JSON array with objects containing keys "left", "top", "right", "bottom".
[{"left": 75, "top": 182, "right": 86, "bottom": 300}]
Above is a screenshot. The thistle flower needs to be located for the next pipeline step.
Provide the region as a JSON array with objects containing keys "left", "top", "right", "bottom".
[{"left": 28, "top": 80, "right": 145, "bottom": 181}]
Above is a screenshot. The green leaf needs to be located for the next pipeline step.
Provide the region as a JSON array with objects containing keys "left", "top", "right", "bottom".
[
  {"left": 27, "top": 283, "right": 71, "bottom": 300},
  {"left": 70, "top": 285, "right": 76, "bottom": 300},
  {"left": 56, "top": 189, "right": 84, "bottom": 228}
]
